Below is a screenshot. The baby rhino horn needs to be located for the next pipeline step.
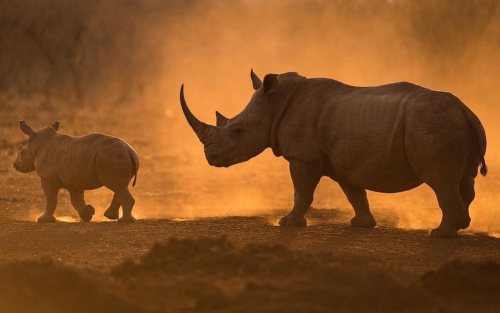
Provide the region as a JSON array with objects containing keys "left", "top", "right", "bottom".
[{"left": 51, "top": 121, "right": 60, "bottom": 131}]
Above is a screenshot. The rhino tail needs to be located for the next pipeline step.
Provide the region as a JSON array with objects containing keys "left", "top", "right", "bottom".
[
  {"left": 461, "top": 102, "right": 488, "bottom": 176},
  {"left": 480, "top": 156, "right": 488, "bottom": 176}
]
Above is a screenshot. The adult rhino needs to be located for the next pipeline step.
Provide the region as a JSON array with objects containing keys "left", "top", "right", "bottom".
[{"left": 180, "top": 70, "right": 487, "bottom": 237}]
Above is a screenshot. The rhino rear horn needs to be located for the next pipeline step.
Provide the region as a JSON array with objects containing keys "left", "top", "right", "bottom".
[
  {"left": 251, "top": 69, "right": 262, "bottom": 91},
  {"left": 215, "top": 111, "right": 229, "bottom": 127},
  {"left": 179, "top": 85, "right": 216, "bottom": 144}
]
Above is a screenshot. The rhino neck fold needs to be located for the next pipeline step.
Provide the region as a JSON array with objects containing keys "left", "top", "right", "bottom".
[{"left": 269, "top": 81, "right": 301, "bottom": 157}]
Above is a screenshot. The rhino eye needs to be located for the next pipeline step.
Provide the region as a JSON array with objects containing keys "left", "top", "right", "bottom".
[{"left": 231, "top": 127, "right": 244, "bottom": 138}]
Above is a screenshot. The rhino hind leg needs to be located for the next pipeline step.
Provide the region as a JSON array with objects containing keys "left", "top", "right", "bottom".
[
  {"left": 459, "top": 159, "right": 479, "bottom": 215},
  {"left": 104, "top": 194, "right": 121, "bottom": 220},
  {"left": 95, "top": 147, "right": 136, "bottom": 222},
  {"left": 339, "top": 183, "right": 376, "bottom": 228},
  {"left": 459, "top": 177, "right": 475, "bottom": 213},
  {"left": 430, "top": 186, "right": 470, "bottom": 237},
  {"left": 279, "top": 161, "right": 321, "bottom": 227},
  {"left": 114, "top": 188, "right": 136, "bottom": 223},
  {"left": 456, "top": 172, "right": 476, "bottom": 232},
  {"left": 70, "top": 190, "right": 95, "bottom": 222}
]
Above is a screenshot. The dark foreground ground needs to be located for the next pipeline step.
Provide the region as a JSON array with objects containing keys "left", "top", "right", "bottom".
[
  {"left": 0, "top": 107, "right": 499, "bottom": 313},
  {"left": 0, "top": 212, "right": 499, "bottom": 313}
]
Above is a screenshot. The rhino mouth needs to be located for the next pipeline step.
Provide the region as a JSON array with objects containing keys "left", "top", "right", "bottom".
[
  {"left": 206, "top": 155, "right": 230, "bottom": 168},
  {"left": 13, "top": 162, "right": 35, "bottom": 173},
  {"left": 207, "top": 158, "right": 228, "bottom": 167},
  {"left": 203, "top": 143, "right": 220, "bottom": 149},
  {"left": 204, "top": 145, "right": 229, "bottom": 167}
]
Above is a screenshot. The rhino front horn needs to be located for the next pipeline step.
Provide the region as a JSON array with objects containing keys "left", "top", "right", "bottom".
[{"left": 179, "top": 85, "right": 216, "bottom": 144}]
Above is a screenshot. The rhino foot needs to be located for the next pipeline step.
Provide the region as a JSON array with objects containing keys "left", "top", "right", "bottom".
[
  {"left": 454, "top": 215, "right": 471, "bottom": 230},
  {"left": 37, "top": 214, "right": 56, "bottom": 223},
  {"left": 279, "top": 213, "right": 307, "bottom": 227},
  {"left": 78, "top": 205, "right": 95, "bottom": 222},
  {"left": 430, "top": 223, "right": 458, "bottom": 238},
  {"left": 118, "top": 215, "right": 136, "bottom": 223},
  {"left": 350, "top": 214, "right": 376, "bottom": 228},
  {"left": 104, "top": 208, "right": 120, "bottom": 220}
]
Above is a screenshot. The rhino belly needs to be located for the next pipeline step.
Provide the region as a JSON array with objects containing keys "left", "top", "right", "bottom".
[
  {"left": 60, "top": 168, "right": 103, "bottom": 191},
  {"left": 327, "top": 145, "right": 421, "bottom": 192},
  {"left": 322, "top": 93, "right": 425, "bottom": 192},
  {"left": 325, "top": 123, "right": 422, "bottom": 193},
  {"left": 80, "top": 174, "right": 103, "bottom": 190}
]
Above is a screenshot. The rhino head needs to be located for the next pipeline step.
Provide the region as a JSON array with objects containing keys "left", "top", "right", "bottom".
[
  {"left": 14, "top": 120, "right": 59, "bottom": 173},
  {"left": 181, "top": 70, "right": 282, "bottom": 167}
]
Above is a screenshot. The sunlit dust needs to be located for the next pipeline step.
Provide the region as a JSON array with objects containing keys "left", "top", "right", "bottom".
[
  {"left": 56, "top": 216, "right": 80, "bottom": 223},
  {"left": 2, "top": 0, "right": 499, "bottom": 234}
]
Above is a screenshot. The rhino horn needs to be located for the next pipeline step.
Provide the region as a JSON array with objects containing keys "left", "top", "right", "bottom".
[
  {"left": 180, "top": 85, "right": 216, "bottom": 144},
  {"left": 215, "top": 111, "right": 229, "bottom": 127},
  {"left": 251, "top": 69, "right": 262, "bottom": 90}
]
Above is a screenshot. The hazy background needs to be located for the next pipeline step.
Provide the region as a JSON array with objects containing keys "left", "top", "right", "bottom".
[{"left": 0, "top": 0, "right": 499, "bottom": 234}]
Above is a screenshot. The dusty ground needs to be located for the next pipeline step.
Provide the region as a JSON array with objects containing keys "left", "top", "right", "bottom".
[{"left": 0, "top": 107, "right": 499, "bottom": 312}]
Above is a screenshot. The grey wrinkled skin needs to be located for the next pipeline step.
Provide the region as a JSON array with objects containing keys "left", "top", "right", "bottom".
[
  {"left": 181, "top": 70, "right": 488, "bottom": 237},
  {"left": 14, "top": 121, "right": 139, "bottom": 223}
]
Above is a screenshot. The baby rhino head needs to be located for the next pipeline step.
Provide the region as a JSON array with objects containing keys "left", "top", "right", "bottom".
[{"left": 14, "top": 121, "right": 60, "bottom": 173}]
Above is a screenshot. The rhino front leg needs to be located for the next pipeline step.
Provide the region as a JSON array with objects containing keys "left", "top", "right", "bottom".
[
  {"left": 38, "top": 178, "right": 59, "bottom": 223},
  {"left": 339, "top": 183, "right": 376, "bottom": 228},
  {"left": 279, "top": 160, "right": 321, "bottom": 227},
  {"left": 70, "top": 190, "right": 95, "bottom": 222}
]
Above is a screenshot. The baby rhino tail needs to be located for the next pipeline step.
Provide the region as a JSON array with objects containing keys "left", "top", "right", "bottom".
[
  {"left": 128, "top": 147, "right": 139, "bottom": 187},
  {"left": 460, "top": 102, "right": 488, "bottom": 176}
]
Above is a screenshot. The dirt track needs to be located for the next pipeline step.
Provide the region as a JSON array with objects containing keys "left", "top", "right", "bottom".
[
  {"left": 1, "top": 214, "right": 499, "bottom": 313},
  {"left": 1, "top": 213, "right": 499, "bottom": 273}
]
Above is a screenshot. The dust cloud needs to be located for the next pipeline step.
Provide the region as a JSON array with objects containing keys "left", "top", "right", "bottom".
[{"left": 1, "top": 0, "right": 499, "bottom": 234}]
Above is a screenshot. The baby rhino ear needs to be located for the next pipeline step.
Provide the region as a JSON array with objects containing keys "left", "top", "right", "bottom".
[
  {"left": 51, "top": 121, "right": 60, "bottom": 131},
  {"left": 19, "top": 120, "right": 35, "bottom": 136}
]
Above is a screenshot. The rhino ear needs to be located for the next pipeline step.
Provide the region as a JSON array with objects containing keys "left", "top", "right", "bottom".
[
  {"left": 250, "top": 69, "right": 262, "bottom": 91},
  {"left": 263, "top": 74, "right": 278, "bottom": 94},
  {"left": 19, "top": 120, "right": 35, "bottom": 136},
  {"left": 51, "top": 121, "right": 60, "bottom": 131},
  {"left": 215, "top": 111, "right": 229, "bottom": 127}
]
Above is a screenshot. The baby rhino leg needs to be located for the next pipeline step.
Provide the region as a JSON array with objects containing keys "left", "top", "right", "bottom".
[
  {"left": 70, "top": 190, "right": 95, "bottom": 222},
  {"left": 38, "top": 178, "right": 59, "bottom": 223},
  {"left": 96, "top": 146, "right": 136, "bottom": 222},
  {"left": 115, "top": 188, "right": 136, "bottom": 222},
  {"left": 104, "top": 194, "right": 121, "bottom": 220}
]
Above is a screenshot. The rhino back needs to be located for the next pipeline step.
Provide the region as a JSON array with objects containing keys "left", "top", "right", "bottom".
[
  {"left": 278, "top": 80, "right": 430, "bottom": 192},
  {"left": 36, "top": 133, "right": 131, "bottom": 190}
]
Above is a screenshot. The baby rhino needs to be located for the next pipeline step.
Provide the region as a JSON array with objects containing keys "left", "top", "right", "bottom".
[{"left": 14, "top": 121, "right": 139, "bottom": 223}]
